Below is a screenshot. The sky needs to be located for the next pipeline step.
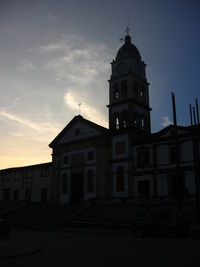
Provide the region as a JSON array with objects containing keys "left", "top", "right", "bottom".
[{"left": 0, "top": 0, "right": 200, "bottom": 169}]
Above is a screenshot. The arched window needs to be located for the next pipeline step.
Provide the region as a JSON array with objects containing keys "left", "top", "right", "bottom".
[
  {"left": 134, "top": 112, "right": 141, "bottom": 127},
  {"left": 141, "top": 115, "right": 147, "bottom": 129},
  {"left": 113, "top": 113, "right": 120, "bottom": 130},
  {"left": 62, "top": 173, "right": 68, "bottom": 194},
  {"left": 116, "top": 167, "right": 125, "bottom": 192},
  {"left": 140, "top": 87, "right": 145, "bottom": 101},
  {"left": 113, "top": 84, "right": 119, "bottom": 100},
  {"left": 121, "top": 111, "right": 128, "bottom": 128},
  {"left": 87, "top": 170, "right": 94, "bottom": 193}
]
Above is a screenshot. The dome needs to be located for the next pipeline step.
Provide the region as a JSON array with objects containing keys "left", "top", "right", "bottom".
[{"left": 116, "top": 35, "right": 141, "bottom": 60}]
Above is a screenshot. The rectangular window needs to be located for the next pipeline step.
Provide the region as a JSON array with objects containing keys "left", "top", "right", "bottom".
[
  {"left": 5, "top": 173, "right": 11, "bottom": 182},
  {"left": 87, "top": 151, "right": 95, "bottom": 161},
  {"left": 115, "top": 142, "right": 125, "bottom": 155},
  {"left": 41, "top": 188, "right": 48, "bottom": 202},
  {"left": 137, "top": 180, "right": 150, "bottom": 197},
  {"left": 62, "top": 173, "right": 68, "bottom": 194},
  {"left": 3, "top": 190, "right": 10, "bottom": 201},
  {"left": 137, "top": 148, "right": 150, "bottom": 167},
  {"left": 87, "top": 170, "right": 94, "bottom": 193},
  {"left": 13, "top": 190, "right": 19, "bottom": 201},
  {"left": 41, "top": 166, "right": 50, "bottom": 177},
  {"left": 167, "top": 174, "right": 178, "bottom": 197},
  {"left": 25, "top": 188, "right": 31, "bottom": 201},
  {"left": 169, "top": 145, "right": 177, "bottom": 164},
  {"left": 14, "top": 172, "right": 20, "bottom": 180},
  {"left": 26, "top": 170, "right": 32, "bottom": 179},
  {"left": 116, "top": 167, "right": 125, "bottom": 192},
  {"left": 113, "top": 84, "right": 119, "bottom": 100}
]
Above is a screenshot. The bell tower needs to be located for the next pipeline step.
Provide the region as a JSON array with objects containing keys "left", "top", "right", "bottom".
[{"left": 108, "top": 31, "right": 151, "bottom": 134}]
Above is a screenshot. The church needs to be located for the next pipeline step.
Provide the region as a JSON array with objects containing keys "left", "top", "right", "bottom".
[
  {"left": 0, "top": 31, "right": 200, "bottom": 209},
  {"left": 48, "top": 32, "right": 200, "bottom": 208}
]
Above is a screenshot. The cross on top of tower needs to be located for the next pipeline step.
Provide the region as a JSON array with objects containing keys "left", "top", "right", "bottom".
[
  {"left": 125, "top": 26, "right": 130, "bottom": 36},
  {"left": 78, "top": 102, "right": 82, "bottom": 115}
]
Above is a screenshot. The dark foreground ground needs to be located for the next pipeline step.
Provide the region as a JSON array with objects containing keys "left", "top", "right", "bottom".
[
  {"left": 1, "top": 203, "right": 200, "bottom": 266},
  {"left": 0, "top": 227, "right": 200, "bottom": 267}
]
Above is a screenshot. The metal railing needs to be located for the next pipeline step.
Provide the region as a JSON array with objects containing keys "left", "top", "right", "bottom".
[{"left": 92, "top": 195, "right": 197, "bottom": 207}]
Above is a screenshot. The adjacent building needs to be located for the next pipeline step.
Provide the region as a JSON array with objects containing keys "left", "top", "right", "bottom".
[{"left": 0, "top": 163, "right": 51, "bottom": 203}]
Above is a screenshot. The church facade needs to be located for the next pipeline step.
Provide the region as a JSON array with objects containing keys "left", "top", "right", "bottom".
[
  {"left": 0, "top": 33, "right": 200, "bottom": 208},
  {"left": 49, "top": 34, "right": 200, "bottom": 207}
]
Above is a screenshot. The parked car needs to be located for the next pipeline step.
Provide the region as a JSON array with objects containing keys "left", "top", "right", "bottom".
[
  {"left": 131, "top": 211, "right": 189, "bottom": 238},
  {"left": 0, "top": 218, "right": 10, "bottom": 237}
]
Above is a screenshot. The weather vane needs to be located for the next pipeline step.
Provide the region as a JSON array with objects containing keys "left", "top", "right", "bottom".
[{"left": 78, "top": 102, "right": 82, "bottom": 115}]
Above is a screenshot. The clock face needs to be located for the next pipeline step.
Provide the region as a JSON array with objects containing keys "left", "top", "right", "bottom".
[{"left": 116, "top": 62, "right": 127, "bottom": 74}]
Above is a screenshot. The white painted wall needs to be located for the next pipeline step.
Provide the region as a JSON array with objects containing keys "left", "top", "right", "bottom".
[
  {"left": 61, "top": 148, "right": 96, "bottom": 169},
  {"left": 31, "top": 167, "right": 51, "bottom": 202},
  {"left": 0, "top": 165, "right": 51, "bottom": 202},
  {"left": 58, "top": 121, "right": 101, "bottom": 144},
  {"left": 133, "top": 144, "right": 153, "bottom": 168}
]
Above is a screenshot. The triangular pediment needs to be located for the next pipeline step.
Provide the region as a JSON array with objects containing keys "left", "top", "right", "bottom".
[
  {"left": 49, "top": 115, "right": 107, "bottom": 147},
  {"left": 154, "top": 125, "right": 192, "bottom": 139}
]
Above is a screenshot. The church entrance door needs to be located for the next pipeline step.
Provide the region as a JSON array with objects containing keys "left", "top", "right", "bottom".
[
  {"left": 137, "top": 180, "right": 150, "bottom": 197},
  {"left": 71, "top": 173, "right": 83, "bottom": 204}
]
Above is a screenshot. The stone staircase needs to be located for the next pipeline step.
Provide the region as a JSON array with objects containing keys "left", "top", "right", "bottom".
[
  {"left": 64, "top": 198, "right": 200, "bottom": 228},
  {"left": 65, "top": 199, "right": 137, "bottom": 228}
]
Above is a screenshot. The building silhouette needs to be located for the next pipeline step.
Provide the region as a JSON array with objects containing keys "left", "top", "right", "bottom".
[{"left": 0, "top": 32, "right": 200, "bottom": 212}]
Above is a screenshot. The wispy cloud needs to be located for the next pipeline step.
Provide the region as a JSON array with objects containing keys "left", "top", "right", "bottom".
[
  {"left": 40, "top": 41, "right": 67, "bottom": 53},
  {"left": 6, "top": 97, "right": 21, "bottom": 110},
  {"left": 0, "top": 109, "right": 60, "bottom": 135},
  {"left": 39, "top": 35, "right": 109, "bottom": 79},
  {"left": 46, "top": 13, "right": 60, "bottom": 23},
  {"left": 36, "top": 34, "right": 110, "bottom": 127},
  {"left": 162, "top": 116, "right": 172, "bottom": 127},
  {"left": 17, "top": 60, "right": 35, "bottom": 72},
  {"left": 39, "top": 34, "right": 84, "bottom": 53}
]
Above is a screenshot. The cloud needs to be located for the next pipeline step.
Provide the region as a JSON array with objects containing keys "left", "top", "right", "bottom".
[
  {"left": 46, "top": 13, "right": 60, "bottom": 23},
  {"left": 162, "top": 116, "right": 172, "bottom": 127},
  {"left": 36, "top": 34, "right": 110, "bottom": 127},
  {"left": 40, "top": 41, "right": 68, "bottom": 53},
  {"left": 0, "top": 109, "right": 60, "bottom": 135},
  {"left": 39, "top": 34, "right": 84, "bottom": 53},
  {"left": 6, "top": 97, "right": 21, "bottom": 110},
  {"left": 44, "top": 50, "right": 109, "bottom": 85},
  {"left": 17, "top": 60, "right": 35, "bottom": 72},
  {"left": 29, "top": 35, "right": 110, "bottom": 94},
  {"left": 64, "top": 91, "right": 108, "bottom": 128},
  {"left": 0, "top": 34, "right": 111, "bottom": 168}
]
